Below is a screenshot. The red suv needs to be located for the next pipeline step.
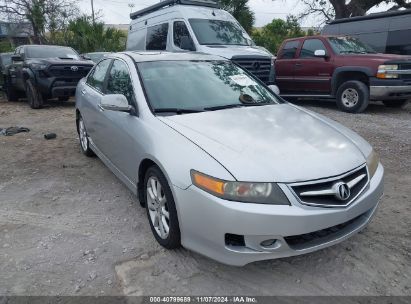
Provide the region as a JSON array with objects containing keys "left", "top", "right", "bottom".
[{"left": 275, "top": 35, "right": 411, "bottom": 112}]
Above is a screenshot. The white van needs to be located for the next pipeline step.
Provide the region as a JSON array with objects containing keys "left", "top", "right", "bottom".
[{"left": 127, "top": 0, "right": 275, "bottom": 84}]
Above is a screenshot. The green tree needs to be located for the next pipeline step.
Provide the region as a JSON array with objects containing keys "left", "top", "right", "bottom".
[
  {"left": 63, "top": 16, "right": 126, "bottom": 53},
  {"left": 0, "top": 0, "right": 79, "bottom": 44},
  {"left": 251, "top": 16, "right": 306, "bottom": 55},
  {"left": 296, "top": 0, "right": 411, "bottom": 21},
  {"left": 219, "top": 0, "right": 255, "bottom": 33}
]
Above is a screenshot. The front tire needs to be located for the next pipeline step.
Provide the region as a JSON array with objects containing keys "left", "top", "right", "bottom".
[
  {"left": 77, "top": 115, "right": 95, "bottom": 157},
  {"left": 383, "top": 99, "right": 408, "bottom": 108},
  {"left": 144, "top": 166, "right": 181, "bottom": 249},
  {"left": 25, "top": 79, "right": 43, "bottom": 109},
  {"left": 336, "top": 81, "right": 369, "bottom": 113}
]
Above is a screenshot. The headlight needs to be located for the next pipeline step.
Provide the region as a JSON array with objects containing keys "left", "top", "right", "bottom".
[
  {"left": 191, "top": 170, "right": 290, "bottom": 205},
  {"left": 366, "top": 149, "right": 380, "bottom": 178},
  {"left": 30, "top": 63, "right": 47, "bottom": 70},
  {"left": 377, "top": 64, "right": 399, "bottom": 79}
]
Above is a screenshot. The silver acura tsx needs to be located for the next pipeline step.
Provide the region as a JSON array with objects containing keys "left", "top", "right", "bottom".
[{"left": 75, "top": 52, "right": 384, "bottom": 266}]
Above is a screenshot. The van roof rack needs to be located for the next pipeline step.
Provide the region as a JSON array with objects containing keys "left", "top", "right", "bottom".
[{"left": 130, "top": 0, "right": 219, "bottom": 20}]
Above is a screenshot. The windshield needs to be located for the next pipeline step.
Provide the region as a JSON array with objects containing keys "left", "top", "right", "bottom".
[
  {"left": 1, "top": 53, "right": 12, "bottom": 66},
  {"left": 189, "top": 19, "right": 250, "bottom": 46},
  {"left": 328, "top": 37, "right": 377, "bottom": 54},
  {"left": 138, "top": 61, "right": 279, "bottom": 114},
  {"left": 26, "top": 46, "right": 80, "bottom": 59}
]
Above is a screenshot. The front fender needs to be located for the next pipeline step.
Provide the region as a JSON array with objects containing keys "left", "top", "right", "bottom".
[
  {"left": 22, "top": 68, "right": 35, "bottom": 82},
  {"left": 331, "top": 66, "right": 374, "bottom": 96}
]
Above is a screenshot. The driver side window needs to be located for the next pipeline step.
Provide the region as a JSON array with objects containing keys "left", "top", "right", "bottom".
[
  {"left": 173, "top": 21, "right": 194, "bottom": 50},
  {"left": 106, "top": 59, "right": 135, "bottom": 105},
  {"left": 87, "top": 59, "right": 112, "bottom": 92}
]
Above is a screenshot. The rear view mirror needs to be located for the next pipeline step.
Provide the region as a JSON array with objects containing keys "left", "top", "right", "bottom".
[
  {"left": 100, "top": 94, "right": 133, "bottom": 113},
  {"left": 11, "top": 54, "right": 23, "bottom": 62},
  {"left": 268, "top": 85, "right": 280, "bottom": 95},
  {"left": 180, "top": 36, "right": 196, "bottom": 51},
  {"left": 314, "top": 50, "right": 327, "bottom": 57}
]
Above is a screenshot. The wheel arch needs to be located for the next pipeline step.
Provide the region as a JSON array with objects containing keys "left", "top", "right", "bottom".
[{"left": 331, "top": 67, "right": 373, "bottom": 96}]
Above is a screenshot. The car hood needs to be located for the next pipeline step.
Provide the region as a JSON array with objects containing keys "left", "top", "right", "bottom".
[
  {"left": 158, "top": 104, "right": 366, "bottom": 183},
  {"left": 26, "top": 58, "right": 94, "bottom": 66},
  {"left": 200, "top": 45, "right": 273, "bottom": 59}
]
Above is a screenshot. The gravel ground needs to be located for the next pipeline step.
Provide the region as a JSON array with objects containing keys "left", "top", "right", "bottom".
[{"left": 0, "top": 96, "right": 410, "bottom": 296}]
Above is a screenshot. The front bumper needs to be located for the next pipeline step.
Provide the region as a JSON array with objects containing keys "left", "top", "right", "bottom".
[
  {"left": 173, "top": 164, "right": 384, "bottom": 266},
  {"left": 370, "top": 78, "right": 411, "bottom": 100}
]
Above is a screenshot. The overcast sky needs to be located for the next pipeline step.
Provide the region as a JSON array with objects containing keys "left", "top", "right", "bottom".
[{"left": 79, "top": 0, "right": 392, "bottom": 27}]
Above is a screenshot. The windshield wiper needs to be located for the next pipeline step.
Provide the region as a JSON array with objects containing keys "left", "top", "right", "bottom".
[
  {"left": 153, "top": 108, "right": 204, "bottom": 115},
  {"left": 204, "top": 103, "right": 273, "bottom": 112},
  {"left": 203, "top": 104, "right": 243, "bottom": 111}
]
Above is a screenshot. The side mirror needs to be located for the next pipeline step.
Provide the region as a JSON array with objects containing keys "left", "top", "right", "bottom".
[
  {"left": 180, "top": 36, "right": 195, "bottom": 51},
  {"left": 82, "top": 55, "right": 91, "bottom": 60},
  {"left": 100, "top": 94, "right": 133, "bottom": 113},
  {"left": 314, "top": 49, "right": 327, "bottom": 57},
  {"left": 268, "top": 85, "right": 280, "bottom": 95},
  {"left": 11, "top": 54, "right": 23, "bottom": 62}
]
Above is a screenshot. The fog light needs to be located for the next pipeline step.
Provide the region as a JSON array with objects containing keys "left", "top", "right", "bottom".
[{"left": 260, "top": 239, "right": 278, "bottom": 247}]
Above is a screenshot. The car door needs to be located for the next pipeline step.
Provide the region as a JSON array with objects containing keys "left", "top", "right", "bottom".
[
  {"left": 80, "top": 59, "right": 112, "bottom": 150},
  {"left": 275, "top": 40, "right": 301, "bottom": 93},
  {"left": 8, "top": 47, "right": 24, "bottom": 91},
  {"left": 97, "top": 58, "right": 143, "bottom": 182},
  {"left": 293, "top": 38, "right": 334, "bottom": 94}
]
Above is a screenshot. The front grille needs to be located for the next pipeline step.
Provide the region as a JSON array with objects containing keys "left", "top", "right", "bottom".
[
  {"left": 290, "top": 166, "right": 369, "bottom": 208},
  {"left": 284, "top": 210, "right": 368, "bottom": 250},
  {"left": 48, "top": 65, "right": 92, "bottom": 78},
  {"left": 399, "top": 63, "right": 411, "bottom": 80},
  {"left": 232, "top": 56, "right": 271, "bottom": 84}
]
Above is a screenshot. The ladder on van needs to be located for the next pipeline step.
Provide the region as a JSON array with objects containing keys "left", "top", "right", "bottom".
[{"left": 130, "top": 0, "right": 219, "bottom": 20}]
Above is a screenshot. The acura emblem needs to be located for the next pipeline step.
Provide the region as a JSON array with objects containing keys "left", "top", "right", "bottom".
[
  {"left": 71, "top": 66, "right": 79, "bottom": 72},
  {"left": 333, "top": 182, "right": 351, "bottom": 201}
]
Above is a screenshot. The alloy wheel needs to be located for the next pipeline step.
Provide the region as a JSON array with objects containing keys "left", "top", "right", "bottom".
[
  {"left": 146, "top": 176, "right": 170, "bottom": 239},
  {"left": 79, "top": 119, "right": 88, "bottom": 151}
]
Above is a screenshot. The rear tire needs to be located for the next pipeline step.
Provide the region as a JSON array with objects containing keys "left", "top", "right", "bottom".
[
  {"left": 25, "top": 79, "right": 43, "bottom": 109},
  {"left": 383, "top": 99, "right": 408, "bottom": 108},
  {"left": 144, "top": 166, "right": 181, "bottom": 249},
  {"left": 336, "top": 81, "right": 369, "bottom": 113}
]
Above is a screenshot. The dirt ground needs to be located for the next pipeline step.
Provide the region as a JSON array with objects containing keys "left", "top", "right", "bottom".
[{"left": 0, "top": 96, "right": 410, "bottom": 297}]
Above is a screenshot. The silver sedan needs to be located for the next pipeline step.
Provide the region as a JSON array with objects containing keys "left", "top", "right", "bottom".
[{"left": 75, "top": 52, "right": 384, "bottom": 266}]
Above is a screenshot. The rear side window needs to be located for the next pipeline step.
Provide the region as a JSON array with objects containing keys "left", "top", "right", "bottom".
[
  {"left": 146, "top": 23, "right": 169, "bottom": 50},
  {"left": 300, "top": 39, "right": 327, "bottom": 58},
  {"left": 279, "top": 41, "right": 300, "bottom": 59},
  {"left": 87, "top": 59, "right": 111, "bottom": 92},
  {"left": 173, "top": 21, "right": 194, "bottom": 49}
]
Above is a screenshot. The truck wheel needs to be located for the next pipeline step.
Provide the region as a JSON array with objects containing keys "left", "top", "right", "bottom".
[
  {"left": 383, "top": 100, "right": 408, "bottom": 108},
  {"left": 4, "top": 79, "right": 19, "bottom": 102},
  {"left": 336, "top": 81, "right": 369, "bottom": 113},
  {"left": 25, "top": 79, "right": 43, "bottom": 109}
]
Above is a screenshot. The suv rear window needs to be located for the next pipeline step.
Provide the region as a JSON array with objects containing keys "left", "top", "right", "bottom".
[
  {"left": 146, "top": 23, "right": 169, "bottom": 51},
  {"left": 279, "top": 41, "right": 299, "bottom": 59}
]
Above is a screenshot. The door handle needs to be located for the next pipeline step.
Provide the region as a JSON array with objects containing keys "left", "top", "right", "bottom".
[{"left": 295, "top": 63, "right": 302, "bottom": 67}]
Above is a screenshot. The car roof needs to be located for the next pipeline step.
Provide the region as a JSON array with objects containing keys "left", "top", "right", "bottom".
[{"left": 112, "top": 51, "right": 228, "bottom": 63}]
